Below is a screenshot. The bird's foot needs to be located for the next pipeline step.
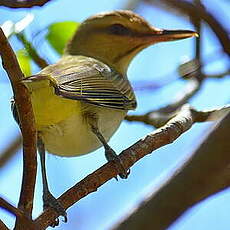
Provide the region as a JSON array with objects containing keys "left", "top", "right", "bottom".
[
  {"left": 105, "top": 147, "right": 130, "bottom": 180},
  {"left": 43, "top": 191, "right": 67, "bottom": 227}
]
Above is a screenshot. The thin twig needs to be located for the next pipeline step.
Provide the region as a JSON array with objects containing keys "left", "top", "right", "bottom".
[
  {"left": 16, "top": 33, "right": 48, "bottom": 69},
  {"left": 207, "top": 71, "right": 230, "bottom": 79},
  {"left": 0, "top": 135, "right": 22, "bottom": 169},
  {"left": 126, "top": 78, "right": 200, "bottom": 128},
  {"left": 0, "top": 0, "right": 52, "bottom": 8},
  {"left": 192, "top": 104, "right": 230, "bottom": 122},
  {"left": 0, "top": 28, "right": 37, "bottom": 221},
  {"left": 193, "top": 0, "right": 202, "bottom": 61},
  {"left": 190, "top": 0, "right": 204, "bottom": 82},
  {"left": 34, "top": 104, "right": 227, "bottom": 229},
  {"left": 126, "top": 103, "right": 229, "bottom": 128}
]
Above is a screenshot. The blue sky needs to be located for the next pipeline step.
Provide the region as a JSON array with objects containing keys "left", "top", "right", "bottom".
[{"left": 0, "top": 0, "right": 229, "bottom": 230}]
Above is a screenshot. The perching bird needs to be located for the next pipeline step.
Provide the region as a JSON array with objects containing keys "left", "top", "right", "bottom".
[{"left": 12, "top": 10, "right": 197, "bottom": 225}]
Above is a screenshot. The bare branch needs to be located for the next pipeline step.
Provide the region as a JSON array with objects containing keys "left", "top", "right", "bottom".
[
  {"left": 0, "top": 28, "right": 37, "bottom": 220},
  {"left": 126, "top": 103, "right": 229, "bottom": 128},
  {"left": 192, "top": 104, "right": 230, "bottom": 122},
  {"left": 112, "top": 111, "right": 230, "bottom": 230},
  {"left": 0, "top": 0, "right": 52, "bottom": 8},
  {"left": 207, "top": 71, "right": 230, "bottom": 79},
  {"left": 0, "top": 197, "right": 24, "bottom": 218},
  {"left": 34, "top": 104, "right": 226, "bottom": 229},
  {"left": 16, "top": 33, "right": 48, "bottom": 69},
  {"left": 0, "top": 220, "right": 9, "bottom": 230},
  {"left": 0, "top": 197, "right": 37, "bottom": 230},
  {"left": 126, "top": 79, "right": 200, "bottom": 128},
  {"left": 0, "top": 135, "right": 22, "bottom": 169}
]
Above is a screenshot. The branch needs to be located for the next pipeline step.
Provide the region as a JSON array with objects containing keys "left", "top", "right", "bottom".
[
  {"left": 16, "top": 33, "right": 48, "bottom": 69},
  {"left": 0, "top": 0, "right": 52, "bottom": 8},
  {"left": 0, "top": 220, "right": 9, "bottom": 230},
  {"left": 126, "top": 103, "right": 229, "bottom": 128},
  {"left": 126, "top": 78, "right": 200, "bottom": 128},
  {"left": 33, "top": 104, "right": 227, "bottom": 229},
  {"left": 0, "top": 197, "right": 24, "bottom": 218},
  {"left": 207, "top": 70, "right": 230, "bottom": 79},
  {"left": 0, "top": 28, "right": 37, "bottom": 220},
  {"left": 0, "top": 135, "right": 22, "bottom": 169},
  {"left": 0, "top": 197, "right": 36, "bottom": 230},
  {"left": 112, "top": 111, "right": 230, "bottom": 230}
]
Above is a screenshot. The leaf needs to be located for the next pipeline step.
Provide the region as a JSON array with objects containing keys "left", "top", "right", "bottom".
[
  {"left": 16, "top": 49, "right": 31, "bottom": 76},
  {"left": 46, "top": 21, "right": 79, "bottom": 55}
]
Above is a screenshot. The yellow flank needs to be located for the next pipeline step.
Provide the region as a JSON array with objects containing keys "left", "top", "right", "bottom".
[{"left": 28, "top": 80, "right": 81, "bottom": 129}]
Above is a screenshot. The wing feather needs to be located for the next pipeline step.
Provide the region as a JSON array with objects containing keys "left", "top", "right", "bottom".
[{"left": 45, "top": 56, "right": 137, "bottom": 110}]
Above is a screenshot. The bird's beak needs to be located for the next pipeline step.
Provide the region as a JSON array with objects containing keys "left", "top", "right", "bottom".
[{"left": 143, "top": 28, "right": 198, "bottom": 44}]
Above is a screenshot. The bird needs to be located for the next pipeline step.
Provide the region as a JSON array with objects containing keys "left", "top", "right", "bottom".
[{"left": 12, "top": 10, "right": 197, "bottom": 225}]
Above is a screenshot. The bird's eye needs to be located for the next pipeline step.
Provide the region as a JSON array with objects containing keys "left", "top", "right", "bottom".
[{"left": 108, "top": 24, "right": 130, "bottom": 35}]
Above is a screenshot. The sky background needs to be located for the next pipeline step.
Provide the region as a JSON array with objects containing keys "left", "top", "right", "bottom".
[{"left": 0, "top": 0, "right": 229, "bottom": 230}]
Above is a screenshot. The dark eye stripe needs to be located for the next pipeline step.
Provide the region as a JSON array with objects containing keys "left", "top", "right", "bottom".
[{"left": 108, "top": 23, "right": 130, "bottom": 36}]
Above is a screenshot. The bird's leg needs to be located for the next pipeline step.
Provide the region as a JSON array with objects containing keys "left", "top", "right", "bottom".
[
  {"left": 37, "top": 134, "right": 67, "bottom": 227},
  {"left": 88, "top": 116, "right": 130, "bottom": 179}
]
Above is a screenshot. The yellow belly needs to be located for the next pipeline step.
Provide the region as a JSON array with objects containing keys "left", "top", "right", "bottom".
[
  {"left": 30, "top": 84, "right": 81, "bottom": 129},
  {"left": 40, "top": 107, "right": 126, "bottom": 157},
  {"left": 29, "top": 82, "right": 126, "bottom": 157}
]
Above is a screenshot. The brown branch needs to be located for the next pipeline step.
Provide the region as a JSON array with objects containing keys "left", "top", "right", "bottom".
[
  {"left": 0, "top": 0, "right": 52, "bottom": 8},
  {"left": 16, "top": 33, "right": 48, "bottom": 69},
  {"left": 0, "top": 28, "right": 37, "bottom": 221},
  {"left": 125, "top": 112, "right": 171, "bottom": 128},
  {"left": 126, "top": 102, "right": 229, "bottom": 128},
  {"left": 34, "top": 104, "right": 220, "bottom": 229},
  {"left": 0, "top": 220, "right": 9, "bottom": 230},
  {"left": 207, "top": 71, "right": 230, "bottom": 79},
  {"left": 0, "top": 135, "right": 22, "bottom": 169},
  {"left": 192, "top": 104, "right": 230, "bottom": 122},
  {"left": 192, "top": 0, "right": 202, "bottom": 61},
  {"left": 126, "top": 78, "right": 200, "bottom": 128},
  {"left": 112, "top": 111, "right": 230, "bottom": 230},
  {"left": 0, "top": 197, "right": 37, "bottom": 230},
  {"left": 145, "top": 0, "right": 230, "bottom": 56},
  {"left": 0, "top": 197, "right": 24, "bottom": 218}
]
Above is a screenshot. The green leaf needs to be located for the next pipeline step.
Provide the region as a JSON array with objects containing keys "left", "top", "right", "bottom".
[
  {"left": 46, "top": 21, "right": 79, "bottom": 55},
  {"left": 16, "top": 49, "right": 31, "bottom": 76}
]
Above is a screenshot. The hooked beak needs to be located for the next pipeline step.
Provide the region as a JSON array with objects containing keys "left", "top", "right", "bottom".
[{"left": 143, "top": 28, "right": 198, "bottom": 44}]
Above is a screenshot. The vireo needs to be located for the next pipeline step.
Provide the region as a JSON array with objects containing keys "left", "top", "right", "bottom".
[{"left": 12, "top": 10, "right": 197, "bottom": 225}]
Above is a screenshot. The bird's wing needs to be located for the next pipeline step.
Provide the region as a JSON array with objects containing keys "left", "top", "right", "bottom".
[{"left": 42, "top": 57, "right": 137, "bottom": 110}]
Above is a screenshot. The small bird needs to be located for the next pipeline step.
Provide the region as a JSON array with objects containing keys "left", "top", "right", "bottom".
[{"left": 12, "top": 10, "right": 197, "bottom": 225}]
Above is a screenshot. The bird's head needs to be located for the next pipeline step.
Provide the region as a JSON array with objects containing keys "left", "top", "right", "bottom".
[{"left": 65, "top": 10, "right": 197, "bottom": 75}]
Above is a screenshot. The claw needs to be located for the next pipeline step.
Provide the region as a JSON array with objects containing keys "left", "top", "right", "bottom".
[
  {"left": 62, "top": 215, "right": 68, "bottom": 223},
  {"left": 105, "top": 147, "right": 130, "bottom": 179},
  {"left": 50, "top": 218, "right": 59, "bottom": 228},
  {"left": 43, "top": 191, "right": 67, "bottom": 227}
]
